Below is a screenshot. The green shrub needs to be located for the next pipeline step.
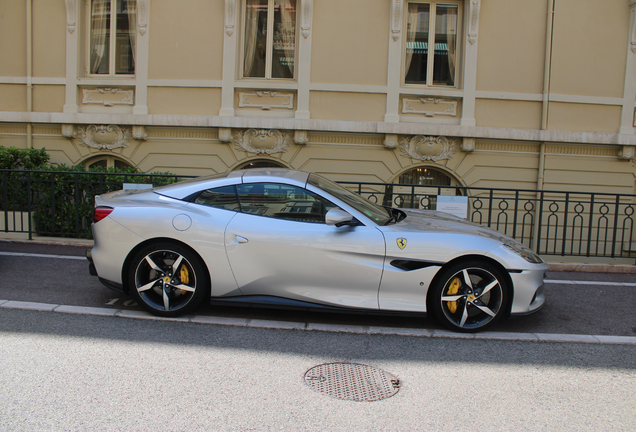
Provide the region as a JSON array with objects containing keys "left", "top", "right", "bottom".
[{"left": 0, "top": 147, "right": 184, "bottom": 238}]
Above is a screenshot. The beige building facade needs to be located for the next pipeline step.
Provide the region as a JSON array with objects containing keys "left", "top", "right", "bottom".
[{"left": 1, "top": 0, "right": 636, "bottom": 198}]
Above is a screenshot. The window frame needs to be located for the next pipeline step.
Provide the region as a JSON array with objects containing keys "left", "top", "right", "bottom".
[
  {"left": 402, "top": 0, "right": 463, "bottom": 88},
  {"left": 239, "top": 0, "right": 299, "bottom": 81},
  {"left": 85, "top": 0, "right": 136, "bottom": 77}
]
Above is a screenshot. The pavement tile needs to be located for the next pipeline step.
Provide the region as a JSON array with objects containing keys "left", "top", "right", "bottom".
[{"left": 1, "top": 301, "right": 58, "bottom": 311}]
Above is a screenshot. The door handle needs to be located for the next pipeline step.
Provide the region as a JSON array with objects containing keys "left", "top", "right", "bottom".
[{"left": 236, "top": 235, "right": 249, "bottom": 244}]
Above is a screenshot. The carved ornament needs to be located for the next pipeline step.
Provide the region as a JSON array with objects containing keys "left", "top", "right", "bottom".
[
  {"left": 390, "top": 0, "right": 402, "bottom": 41},
  {"left": 219, "top": 128, "right": 233, "bottom": 143},
  {"left": 294, "top": 130, "right": 308, "bottom": 145},
  {"left": 400, "top": 136, "right": 457, "bottom": 161},
  {"left": 301, "top": 0, "right": 313, "bottom": 39},
  {"left": 82, "top": 88, "right": 134, "bottom": 107},
  {"left": 234, "top": 129, "right": 292, "bottom": 155},
  {"left": 76, "top": 125, "right": 131, "bottom": 150},
  {"left": 461, "top": 137, "right": 475, "bottom": 153},
  {"left": 468, "top": 0, "right": 481, "bottom": 45},
  {"left": 618, "top": 145, "right": 635, "bottom": 161},
  {"left": 138, "top": 0, "right": 149, "bottom": 35},
  {"left": 384, "top": 134, "right": 398, "bottom": 149},
  {"left": 225, "top": 0, "right": 236, "bottom": 36},
  {"left": 238, "top": 91, "right": 294, "bottom": 110},
  {"left": 402, "top": 98, "right": 457, "bottom": 117},
  {"left": 66, "top": 0, "right": 77, "bottom": 34}
]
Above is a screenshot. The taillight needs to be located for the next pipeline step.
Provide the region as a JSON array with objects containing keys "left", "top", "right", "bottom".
[{"left": 94, "top": 207, "right": 113, "bottom": 223}]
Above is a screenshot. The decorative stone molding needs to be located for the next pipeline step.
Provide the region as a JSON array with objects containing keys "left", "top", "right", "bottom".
[
  {"left": 234, "top": 129, "right": 293, "bottom": 155},
  {"left": 301, "top": 0, "right": 313, "bottom": 39},
  {"left": 294, "top": 130, "right": 308, "bottom": 145},
  {"left": 461, "top": 137, "right": 475, "bottom": 153},
  {"left": 390, "top": 0, "right": 403, "bottom": 41},
  {"left": 65, "top": 0, "right": 77, "bottom": 34},
  {"left": 138, "top": 0, "right": 149, "bottom": 35},
  {"left": 225, "top": 0, "right": 236, "bottom": 36},
  {"left": 82, "top": 88, "right": 134, "bottom": 107},
  {"left": 61, "top": 124, "right": 75, "bottom": 139},
  {"left": 468, "top": 0, "right": 481, "bottom": 45},
  {"left": 219, "top": 128, "right": 233, "bottom": 143},
  {"left": 618, "top": 145, "right": 635, "bottom": 160},
  {"left": 132, "top": 126, "right": 147, "bottom": 141},
  {"left": 384, "top": 134, "right": 398, "bottom": 149},
  {"left": 402, "top": 97, "right": 457, "bottom": 117},
  {"left": 76, "top": 125, "right": 131, "bottom": 150},
  {"left": 238, "top": 91, "right": 294, "bottom": 110},
  {"left": 399, "top": 136, "right": 458, "bottom": 161}
]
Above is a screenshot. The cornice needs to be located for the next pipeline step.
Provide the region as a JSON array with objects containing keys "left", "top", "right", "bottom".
[{"left": 1, "top": 112, "right": 636, "bottom": 146}]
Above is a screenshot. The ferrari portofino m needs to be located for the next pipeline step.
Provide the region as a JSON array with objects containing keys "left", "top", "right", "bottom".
[{"left": 87, "top": 169, "right": 548, "bottom": 332}]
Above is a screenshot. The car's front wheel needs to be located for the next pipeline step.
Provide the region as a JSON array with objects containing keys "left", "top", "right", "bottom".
[
  {"left": 431, "top": 261, "right": 509, "bottom": 332},
  {"left": 128, "top": 243, "right": 210, "bottom": 317}
]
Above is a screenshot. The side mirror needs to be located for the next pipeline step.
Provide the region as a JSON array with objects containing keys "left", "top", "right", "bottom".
[{"left": 325, "top": 208, "right": 356, "bottom": 227}]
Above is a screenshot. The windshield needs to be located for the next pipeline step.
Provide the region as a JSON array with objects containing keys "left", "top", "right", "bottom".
[{"left": 308, "top": 174, "right": 391, "bottom": 225}]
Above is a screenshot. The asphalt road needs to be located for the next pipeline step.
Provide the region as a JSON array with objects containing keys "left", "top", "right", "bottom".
[{"left": 1, "top": 241, "right": 636, "bottom": 431}]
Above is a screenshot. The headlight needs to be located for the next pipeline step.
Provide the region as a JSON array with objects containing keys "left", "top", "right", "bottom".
[{"left": 503, "top": 243, "right": 544, "bottom": 264}]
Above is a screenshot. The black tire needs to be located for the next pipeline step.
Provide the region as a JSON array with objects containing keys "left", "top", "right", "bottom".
[
  {"left": 127, "top": 243, "right": 210, "bottom": 317},
  {"left": 430, "top": 260, "right": 509, "bottom": 332}
]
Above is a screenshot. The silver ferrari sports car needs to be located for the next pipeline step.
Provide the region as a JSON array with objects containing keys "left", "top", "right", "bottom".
[{"left": 87, "top": 169, "right": 548, "bottom": 332}]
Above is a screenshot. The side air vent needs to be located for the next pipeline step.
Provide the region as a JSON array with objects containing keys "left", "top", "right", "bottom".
[{"left": 390, "top": 260, "right": 438, "bottom": 271}]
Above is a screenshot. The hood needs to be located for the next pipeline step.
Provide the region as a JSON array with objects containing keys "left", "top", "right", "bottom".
[{"left": 385, "top": 208, "right": 516, "bottom": 244}]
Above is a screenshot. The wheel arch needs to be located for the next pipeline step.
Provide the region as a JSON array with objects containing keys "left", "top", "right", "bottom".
[
  {"left": 121, "top": 237, "right": 211, "bottom": 294},
  {"left": 426, "top": 254, "right": 514, "bottom": 316}
]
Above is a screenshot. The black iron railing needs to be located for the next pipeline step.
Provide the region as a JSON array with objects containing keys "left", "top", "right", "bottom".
[{"left": 1, "top": 169, "right": 635, "bottom": 260}]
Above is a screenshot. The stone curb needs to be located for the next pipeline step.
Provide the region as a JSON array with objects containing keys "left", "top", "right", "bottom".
[{"left": 2, "top": 300, "right": 636, "bottom": 345}]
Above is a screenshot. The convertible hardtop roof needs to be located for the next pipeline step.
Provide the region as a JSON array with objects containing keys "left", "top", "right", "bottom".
[{"left": 153, "top": 168, "right": 311, "bottom": 200}]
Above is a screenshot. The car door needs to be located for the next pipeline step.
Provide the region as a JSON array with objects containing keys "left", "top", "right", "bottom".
[{"left": 224, "top": 182, "right": 386, "bottom": 309}]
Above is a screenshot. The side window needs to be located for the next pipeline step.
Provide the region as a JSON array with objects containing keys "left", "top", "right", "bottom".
[
  {"left": 194, "top": 185, "right": 240, "bottom": 211},
  {"left": 236, "top": 183, "right": 336, "bottom": 223}
]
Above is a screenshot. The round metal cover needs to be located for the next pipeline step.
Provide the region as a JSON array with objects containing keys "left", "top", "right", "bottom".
[{"left": 304, "top": 362, "right": 400, "bottom": 402}]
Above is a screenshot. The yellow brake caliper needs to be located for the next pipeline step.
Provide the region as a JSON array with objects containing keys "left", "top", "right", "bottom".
[
  {"left": 179, "top": 264, "right": 189, "bottom": 295},
  {"left": 446, "top": 277, "right": 460, "bottom": 313}
]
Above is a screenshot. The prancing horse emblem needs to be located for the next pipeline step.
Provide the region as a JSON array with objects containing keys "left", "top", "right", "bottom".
[{"left": 397, "top": 238, "right": 407, "bottom": 250}]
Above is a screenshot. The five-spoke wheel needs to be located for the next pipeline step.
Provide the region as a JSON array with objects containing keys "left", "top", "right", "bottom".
[
  {"left": 128, "top": 244, "right": 210, "bottom": 317},
  {"left": 431, "top": 261, "right": 508, "bottom": 332}
]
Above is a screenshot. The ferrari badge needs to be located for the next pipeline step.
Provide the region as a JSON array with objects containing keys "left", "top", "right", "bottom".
[{"left": 397, "top": 238, "right": 407, "bottom": 250}]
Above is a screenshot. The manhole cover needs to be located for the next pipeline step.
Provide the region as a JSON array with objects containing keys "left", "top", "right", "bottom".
[{"left": 304, "top": 362, "right": 400, "bottom": 401}]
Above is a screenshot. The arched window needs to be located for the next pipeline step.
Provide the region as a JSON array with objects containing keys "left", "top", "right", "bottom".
[
  {"left": 393, "top": 166, "right": 462, "bottom": 209},
  {"left": 237, "top": 160, "right": 287, "bottom": 170},
  {"left": 84, "top": 155, "right": 134, "bottom": 171}
]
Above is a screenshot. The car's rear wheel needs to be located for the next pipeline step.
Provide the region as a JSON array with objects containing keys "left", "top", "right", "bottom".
[
  {"left": 128, "top": 243, "right": 210, "bottom": 317},
  {"left": 431, "top": 261, "right": 509, "bottom": 332}
]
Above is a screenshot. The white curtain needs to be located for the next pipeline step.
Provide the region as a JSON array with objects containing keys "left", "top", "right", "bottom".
[
  {"left": 243, "top": 0, "right": 260, "bottom": 77},
  {"left": 277, "top": 0, "right": 296, "bottom": 77},
  {"left": 445, "top": 7, "right": 457, "bottom": 86},
  {"left": 404, "top": 3, "right": 419, "bottom": 78},
  {"left": 90, "top": 0, "right": 109, "bottom": 74},
  {"left": 126, "top": 0, "right": 137, "bottom": 66}
]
